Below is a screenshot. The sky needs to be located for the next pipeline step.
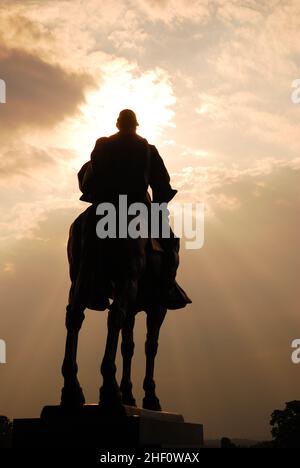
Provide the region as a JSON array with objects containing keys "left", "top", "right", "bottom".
[{"left": 0, "top": 0, "right": 300, "bottom": 440}]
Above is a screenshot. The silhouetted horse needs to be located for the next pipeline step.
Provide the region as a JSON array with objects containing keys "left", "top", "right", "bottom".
[{"left": 61, "top": 204, "right": 190, "bottom": 411}]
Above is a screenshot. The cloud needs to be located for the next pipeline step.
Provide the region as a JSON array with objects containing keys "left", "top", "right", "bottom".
[
  {"left": 0, "top": 144, "right": 75, "bottom": 180},
  {"left": 136, "top": 0, "right": 210, "bottom": 24},
  {"left": 0, "top": 198, "right": 80, "bottom": 241},
  {"left": 0, "top": 12, "right": 55, "bottom": 49},
  {"left": 195, "top": 90, "right": 300, "bottom": 151},
  {"left": 209, "top": 1, "right": 300, "bottom": 85},
  {"left": 108, "top": 10, "right": 148, "bottom": 53},
  {"left": 216, "top": 0, "right": 265, "bottom": 25},
  {"left": 0, "top": 146, "right": 53, "bottom": 179},
  {"left": 171, "top": 157, "right": 300, "bottom": 215},
  {"left": 0, "top": 143, "right": 81, "bottom": 242},
  {"left": 0, "top": 44, "right": 95, "bottom": 135}
]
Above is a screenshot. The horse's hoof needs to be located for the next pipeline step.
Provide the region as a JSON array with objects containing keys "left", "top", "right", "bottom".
[
  {"left": 120, "top": 382, "right": 137, "bottom": 407},
  {"left": 121, "top": 394, "right": 137, "bottom": 407},
  {"left": 99, "top": 383, "right": 123, "bottom": 407},
  {"left": 142, "top": 395, "right": 162, "bottom": 411},
  {"left": 60, "top": 383, "right": 85, "bottom": 406}
]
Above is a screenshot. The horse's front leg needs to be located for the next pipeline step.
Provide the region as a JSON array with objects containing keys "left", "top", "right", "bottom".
[
  {"left": 61, "top": 304, "right": 86, "bottom": 406},
  {"left": 120, "top": 312, "right": 136, "bottom": 406},
  {"left": 143, "top": 305, "right": 167, "bottom": 411}
]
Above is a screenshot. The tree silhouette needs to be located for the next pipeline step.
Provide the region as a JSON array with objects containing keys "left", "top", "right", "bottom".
[
  {"left": 0, "top": 415, "right": 12, "bottom": 448},
  {"left": 271, "top": 400, "right": 300, "bottom": 448},
  {"left": 220, "top": 437, "right": 237, "bottom": 448}
]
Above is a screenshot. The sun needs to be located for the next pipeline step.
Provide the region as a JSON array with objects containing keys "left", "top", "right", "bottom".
[{"left": 66, "top": 60, "right": 176, "bottom": 167}]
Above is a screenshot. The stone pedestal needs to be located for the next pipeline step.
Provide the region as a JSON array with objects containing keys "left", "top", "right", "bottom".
[{"left": 13, "top": 404, "right": 203, "bottom": 448}]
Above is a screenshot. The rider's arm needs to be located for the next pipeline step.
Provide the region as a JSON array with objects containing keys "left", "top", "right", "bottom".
[{"left": 149, "top": 145, "right": 177, "bottom": 203}]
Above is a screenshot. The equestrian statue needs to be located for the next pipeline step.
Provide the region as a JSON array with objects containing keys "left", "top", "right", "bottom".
[{"left": 61, "top": 109, "right": 191, "bottom": 411}]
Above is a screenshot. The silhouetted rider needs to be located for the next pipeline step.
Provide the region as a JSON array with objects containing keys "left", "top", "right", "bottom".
[{"left": 78, "top": 109, "right": 179, "bottom": 306}]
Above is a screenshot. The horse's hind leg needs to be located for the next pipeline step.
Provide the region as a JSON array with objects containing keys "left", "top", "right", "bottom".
[
  {"left": 120, "top": 312, "right": 136, "bottom": 406},
  {"left": 61, "top": 304, "right": 85, "bottom": 405},
  {"left": 143, "top": 305, "right": 167, "bottom": 411},
  {"left": 100, "top": 276, "right": 137, "bottom": 407},
  {"left": 99, "top": 306, "right": 123, "bottom": 407}
]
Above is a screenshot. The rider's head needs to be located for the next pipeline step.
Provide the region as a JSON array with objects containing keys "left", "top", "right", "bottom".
[{"left": 116, "top": 109, "right": 139, "bottom": 133}]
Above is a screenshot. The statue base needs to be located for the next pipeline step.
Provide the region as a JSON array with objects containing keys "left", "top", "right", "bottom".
[{"left": 13, "top": 404, "right": 203, "bottom": 448}]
